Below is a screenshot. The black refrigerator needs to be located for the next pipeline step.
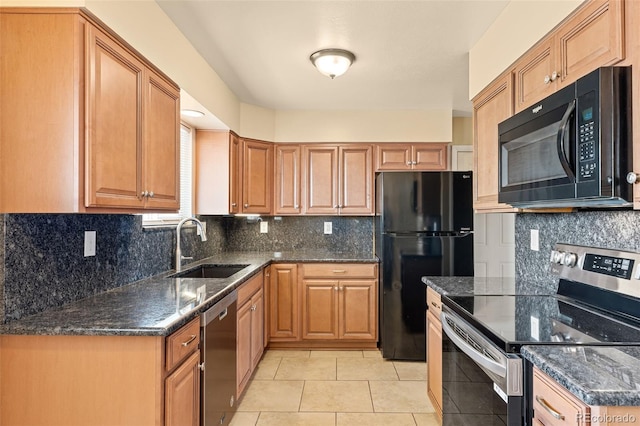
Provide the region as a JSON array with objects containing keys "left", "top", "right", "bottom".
[{"left": 375, "top": 171, "right": 474, "bottom": 360}]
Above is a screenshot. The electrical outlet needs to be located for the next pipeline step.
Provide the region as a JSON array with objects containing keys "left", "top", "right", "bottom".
[
  {"left": 530, "top": 316, "right": 540, "bottom": 341},
  {"left": 324, "top": 222, "right": 332, "bottom": 234},
  {"left": 260, "top": 221, "right": 268, "bottom": 233},
  {"left": 84, "top": 231, "right": 96, "bottom": 257},
  {"left": 530, "top": 229, "right": 539, "bottom": 251}
]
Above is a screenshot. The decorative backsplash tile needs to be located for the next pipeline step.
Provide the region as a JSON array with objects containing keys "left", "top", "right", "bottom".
[
  {"left": 515, "top": 209, "right": 640, "bottom": 292},
  {"left": 0, "top": 214, "right": 373, "bottom": 322}
]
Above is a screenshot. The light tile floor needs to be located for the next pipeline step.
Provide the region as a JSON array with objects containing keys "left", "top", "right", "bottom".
[{"left": 230, "top": 350, "right": 439, "bottom": 426}]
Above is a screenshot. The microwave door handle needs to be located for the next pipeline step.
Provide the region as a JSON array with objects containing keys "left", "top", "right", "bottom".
[{"left": 557, "top": 99, "right": 576, "bottom": 180}]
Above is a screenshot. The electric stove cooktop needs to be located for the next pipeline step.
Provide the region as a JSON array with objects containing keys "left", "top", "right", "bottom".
[{"left": 442, "top": 243, "right": 640, "bottom": 353}]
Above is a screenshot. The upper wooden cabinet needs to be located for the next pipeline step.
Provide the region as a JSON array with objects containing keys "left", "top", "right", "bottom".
[
  {"left": 472, "top": 74, "right": 517, "bottom": 213},
  {"left": 514, "top": 0, "right": 624, "bottom": 112},
  {"left": 241, "top": 139, "right": 273, "bottom": 214},
  {"left": 375, "top": 143, "right": 448, "bottom": 171},
  {"left": 0, "top": 8, "right": 180, "bottom": 213},
  {"left": 274, "top": 144, "right": 302, "bottom": 215},
  {"left": 303, "top": 144, "right": 374, "bottom": 215}
]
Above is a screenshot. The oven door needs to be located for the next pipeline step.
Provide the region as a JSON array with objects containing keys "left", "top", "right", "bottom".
[
  {"left": 498, "top": 84, "right": 577, "bottom": 206},
  {"left": 441, "top": 306, "right": 524, "bottom": 426}
]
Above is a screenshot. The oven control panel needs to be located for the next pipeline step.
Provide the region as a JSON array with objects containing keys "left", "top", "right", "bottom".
[{"left": 551, "top": 243, "right": 640, "bottom": 299}]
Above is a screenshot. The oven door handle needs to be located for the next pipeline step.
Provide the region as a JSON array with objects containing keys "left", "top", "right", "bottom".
[
  {"left": 556, "top": 99, "right": 576, "bottom": 181},
  {"left": 441, "top": 312, "right": 507, "bottom": 378}
]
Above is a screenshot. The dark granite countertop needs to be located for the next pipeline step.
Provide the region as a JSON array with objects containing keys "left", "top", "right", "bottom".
[
  {"left": 0, "top": 250, "right": 377, "bottom": 337},
  {"left": 421, "top": 276, "right": 554, "bottom": 296},
  {"left": 522, "top": 345, "right": 640, "bottom": 406}
]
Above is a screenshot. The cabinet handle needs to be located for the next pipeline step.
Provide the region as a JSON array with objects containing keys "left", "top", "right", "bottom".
[
  {"left": 181, "top": 334, "right": 197, "bottom": 347},
  {"left": 431, "top": 301, "right": 440, "bottom": 309},
  {"left": 250, "top": 304, "right": 257, "bottom": 311},
  {"left": 535, "top": 396, "right": 565, "bottom": 420},
  {"left": 332, "top": 270, "right": 347, "bottom": 274}
]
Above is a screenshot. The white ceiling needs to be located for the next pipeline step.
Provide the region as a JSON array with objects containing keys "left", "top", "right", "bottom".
[{"left": 159, "top": 0, "right": 510, "bottom": 120}]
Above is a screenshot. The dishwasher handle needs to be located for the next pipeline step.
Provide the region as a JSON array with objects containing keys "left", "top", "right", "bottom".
[{"left": 202, "top": 290, "right": 238, "bottom": 326}]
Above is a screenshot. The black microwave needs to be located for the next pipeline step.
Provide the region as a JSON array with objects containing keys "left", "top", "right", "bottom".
[{"left": 498, "top": 66, "right": 632, "bottom": 208}]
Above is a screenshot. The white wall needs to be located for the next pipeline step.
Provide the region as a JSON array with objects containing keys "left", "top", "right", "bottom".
[
  {"left": 273, "top": 109, "right": 452, "bottom": 143},
  {"left": 469, "top": 0, "right": 582, "bottom": 99}
]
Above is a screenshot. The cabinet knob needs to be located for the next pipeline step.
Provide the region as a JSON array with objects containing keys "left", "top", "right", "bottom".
[
  {"left": 231, "top": 202, "right": 237, "bottom": 207},
  {"left": 334, "top": 286, "right": 338, "bottom": 291},
  {"left": 551, "top": 71, "right": 559, "bottom": 81},
  {"left": 294, "top": 204, "right": 299, "bottom": 209},
  {"left": 412, "top": 161, "right": 417, "bottom": 165},
  {"left": 627, "top": 172, "right": 639, "bottom": 184},
  {"left": 544, "top": 75, "right": 551, "bottom": 84},
  {"left": 244, "top": 203, "right": 249, "bottom": 208},
  {"left": 141, "top": 191, "right": 148, "bottom": 197},
  {"left": 406, "top": 161, "right": 412, "bottom": 166},
  {"left": 148, "top": 191, "right": 154, "bottom": 198}
]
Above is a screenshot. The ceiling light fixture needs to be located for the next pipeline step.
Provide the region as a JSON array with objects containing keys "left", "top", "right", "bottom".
[
  {"left": 309, "top": 48, "right": 356, "bottom": 79},
  {"left": 180, "top": 109, "right": 205, "bottom": 118}
]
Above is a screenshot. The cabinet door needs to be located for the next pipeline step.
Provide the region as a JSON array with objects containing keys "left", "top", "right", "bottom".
[
  {"left": 532, "top": 367, "right": 589, "bottom": 426},
  {"left": 241, "top": 139, "right": 272, "bottom": 214},
  {"left": 375, "top": 144, "right": 412, "bottom": 171},
  {"left": 143, "top": 70, "right": 180, "bottom": 210},
  {"left": 165, "top": 350, "right": 201, "bottom": 426},
  {"left": 302, "top": 280, "right": 339, "bottom": 340},
  {"left": 556, "top": 0, "right": 624, "bottom": 88},
  {"left": 274, "top": 144, "right": 302, "bottom": 215},
  {"left": 303, "top": 145, "right": 339, "bottom": 214},
  {"left": 514, "top": 40, "right": 557, "bottom": 113},
  {"left": 229, "top": 132, "right": 241, "bottom": 214},
  {"left": 338, "top": 280, "right": 377, "bottom": 340},
  {"left": 269, "top": 264, "right": 299, "bottom": 340},
  {"left": 251, "top": 288, "right": 265, "bottom": 370},
  {"left": 86, "top": 25, "right": 144, "bottom": 208},
  {"left": 473, "top": 74, "right": 516, "bottom": 212},
  {"left": 427, "top": 311, "right": 443, "bottom": 419},
  {"left": 237, "top": 300, "right": 252, "bottom": 397},
  {"left": 339, "top": 145, "right": 373, "bottom": 215},
  {"left": 412, "top": 143, "right": 449, "bottom": 171}
]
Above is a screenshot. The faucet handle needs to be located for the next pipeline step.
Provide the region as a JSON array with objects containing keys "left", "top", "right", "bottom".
[{"left": 181, "top": 255, "right": 194, "bottom": 261}]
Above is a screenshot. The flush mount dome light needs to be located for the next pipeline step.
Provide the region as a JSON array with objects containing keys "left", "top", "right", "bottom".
[
  {"left": 309, "top": 48, "right": 356, "bottom": 79},
  {"left": 180, "top": 109, "right": 205, "bottom": 118}
]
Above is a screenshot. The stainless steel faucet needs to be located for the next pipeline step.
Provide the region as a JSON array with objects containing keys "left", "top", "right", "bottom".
[{"left": 175, "top": 217, "right": 208, "bottom": 272}]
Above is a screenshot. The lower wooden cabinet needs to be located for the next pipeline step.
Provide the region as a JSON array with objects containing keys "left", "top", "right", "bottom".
[
  {"left": 236, "top": 272, "right": 265, "bottom": 398},
  {"left": 426, "top": 287, "right": 443, "bottom": 421},
  {"left": 269, "top": 262, "right": 378, "bottom": 348},
  {"left": 0, "top": 316, "right": 201, "bottom": 426}
]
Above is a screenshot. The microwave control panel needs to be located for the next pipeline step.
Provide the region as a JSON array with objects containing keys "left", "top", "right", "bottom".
[{"left": 578, "top": 93, "right": 597, "bottom": 181}]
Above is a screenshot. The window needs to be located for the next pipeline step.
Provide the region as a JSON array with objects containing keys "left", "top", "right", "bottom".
[{"left": 142, "top": 123, "right": 193, "bottom": 226}]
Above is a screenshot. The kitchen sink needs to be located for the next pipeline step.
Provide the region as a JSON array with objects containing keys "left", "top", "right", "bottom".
[{"left": 170, "top": 264, "right": 250, "bottom": 279}]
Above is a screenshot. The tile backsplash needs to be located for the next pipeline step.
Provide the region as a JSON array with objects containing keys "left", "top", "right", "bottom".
[
  {"left": 0, "top": 214, "right": 373, "bottom": 323},
  {"left": 515, "top": 209, "right": 640, "bottom": 292}
]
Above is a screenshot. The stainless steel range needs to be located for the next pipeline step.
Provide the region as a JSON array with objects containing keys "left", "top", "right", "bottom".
[{"left": 440, "top": 243, "right": 640, "bottom": 426}]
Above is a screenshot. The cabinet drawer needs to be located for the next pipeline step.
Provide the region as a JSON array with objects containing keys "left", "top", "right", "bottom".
[
  {"left": 427, "top": 287, "right": 442, "bottom": 319},
  {"left": 302, "top": 263, "right": 377, "bottom": 279},
  {"left": 166, "top": 317, "right": 201, "bottom": 372},
  {"left": 238, "top": 272, "right": 263, "bottom": 306},
  {"left": 532, "top": 367, "right": 589, "bottom": 425}
]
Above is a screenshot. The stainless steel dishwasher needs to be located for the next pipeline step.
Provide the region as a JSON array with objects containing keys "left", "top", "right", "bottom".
[{"left": 201, "top": 290, "right": 237, "bottom": 426}]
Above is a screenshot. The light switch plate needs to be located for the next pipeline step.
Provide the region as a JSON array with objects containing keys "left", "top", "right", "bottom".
[
  {"left": 530, "top": 229, "right": 539, "bottom": 251},
  {"left": 260, "top": 221, "right": 268, "bottom": 233},
  {"left": 324, "top": 222, "right": 332, "bottom": 234},
  {"left": 530, "top": 316, "right": 540, "bottom": 341},
  {"left": 84, "top": 231, "right": 96, "bottom": 257}
]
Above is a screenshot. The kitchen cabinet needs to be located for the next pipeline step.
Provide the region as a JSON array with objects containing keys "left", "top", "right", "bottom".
[
  {"left": 0, "top": 8, "right": 180, "bottom": 213},
  {"left": 236, "top": 272, "right": 265, "bottom": 398},
  {"left": 375, "top": 143, "right": 449, "bottom": 171},
  {"left": 426, "top": 287, "right": 443, "bottom": 422},
  {"left": 274, "top": 144, "right": 302, "bottom": 215},
  {"left": 514, "top": 0, "right": 624, "bottom": 113},
  {"left": 165, "top": 319, "right": 201, "bottom": 426},
  {"left": 195, "top": 130, "right": 241, "bottom": 214},
  {"left": 472, "top": 73, "right": 517, "bottom": 213},
  {"left": 301, "top": 263, "right": 377, "bottom": 342},
  {"left": 0, "top": 316, "right": 201, "bottom": 426},
  {"left": 241, "top": 138, "right": 273, "bottom": 214},
  {"left": 302, "top": 144, "right": 374, "bottom": 215},
  {"left": 269, "top": 263, "right": 299, "bottom": 341}
]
